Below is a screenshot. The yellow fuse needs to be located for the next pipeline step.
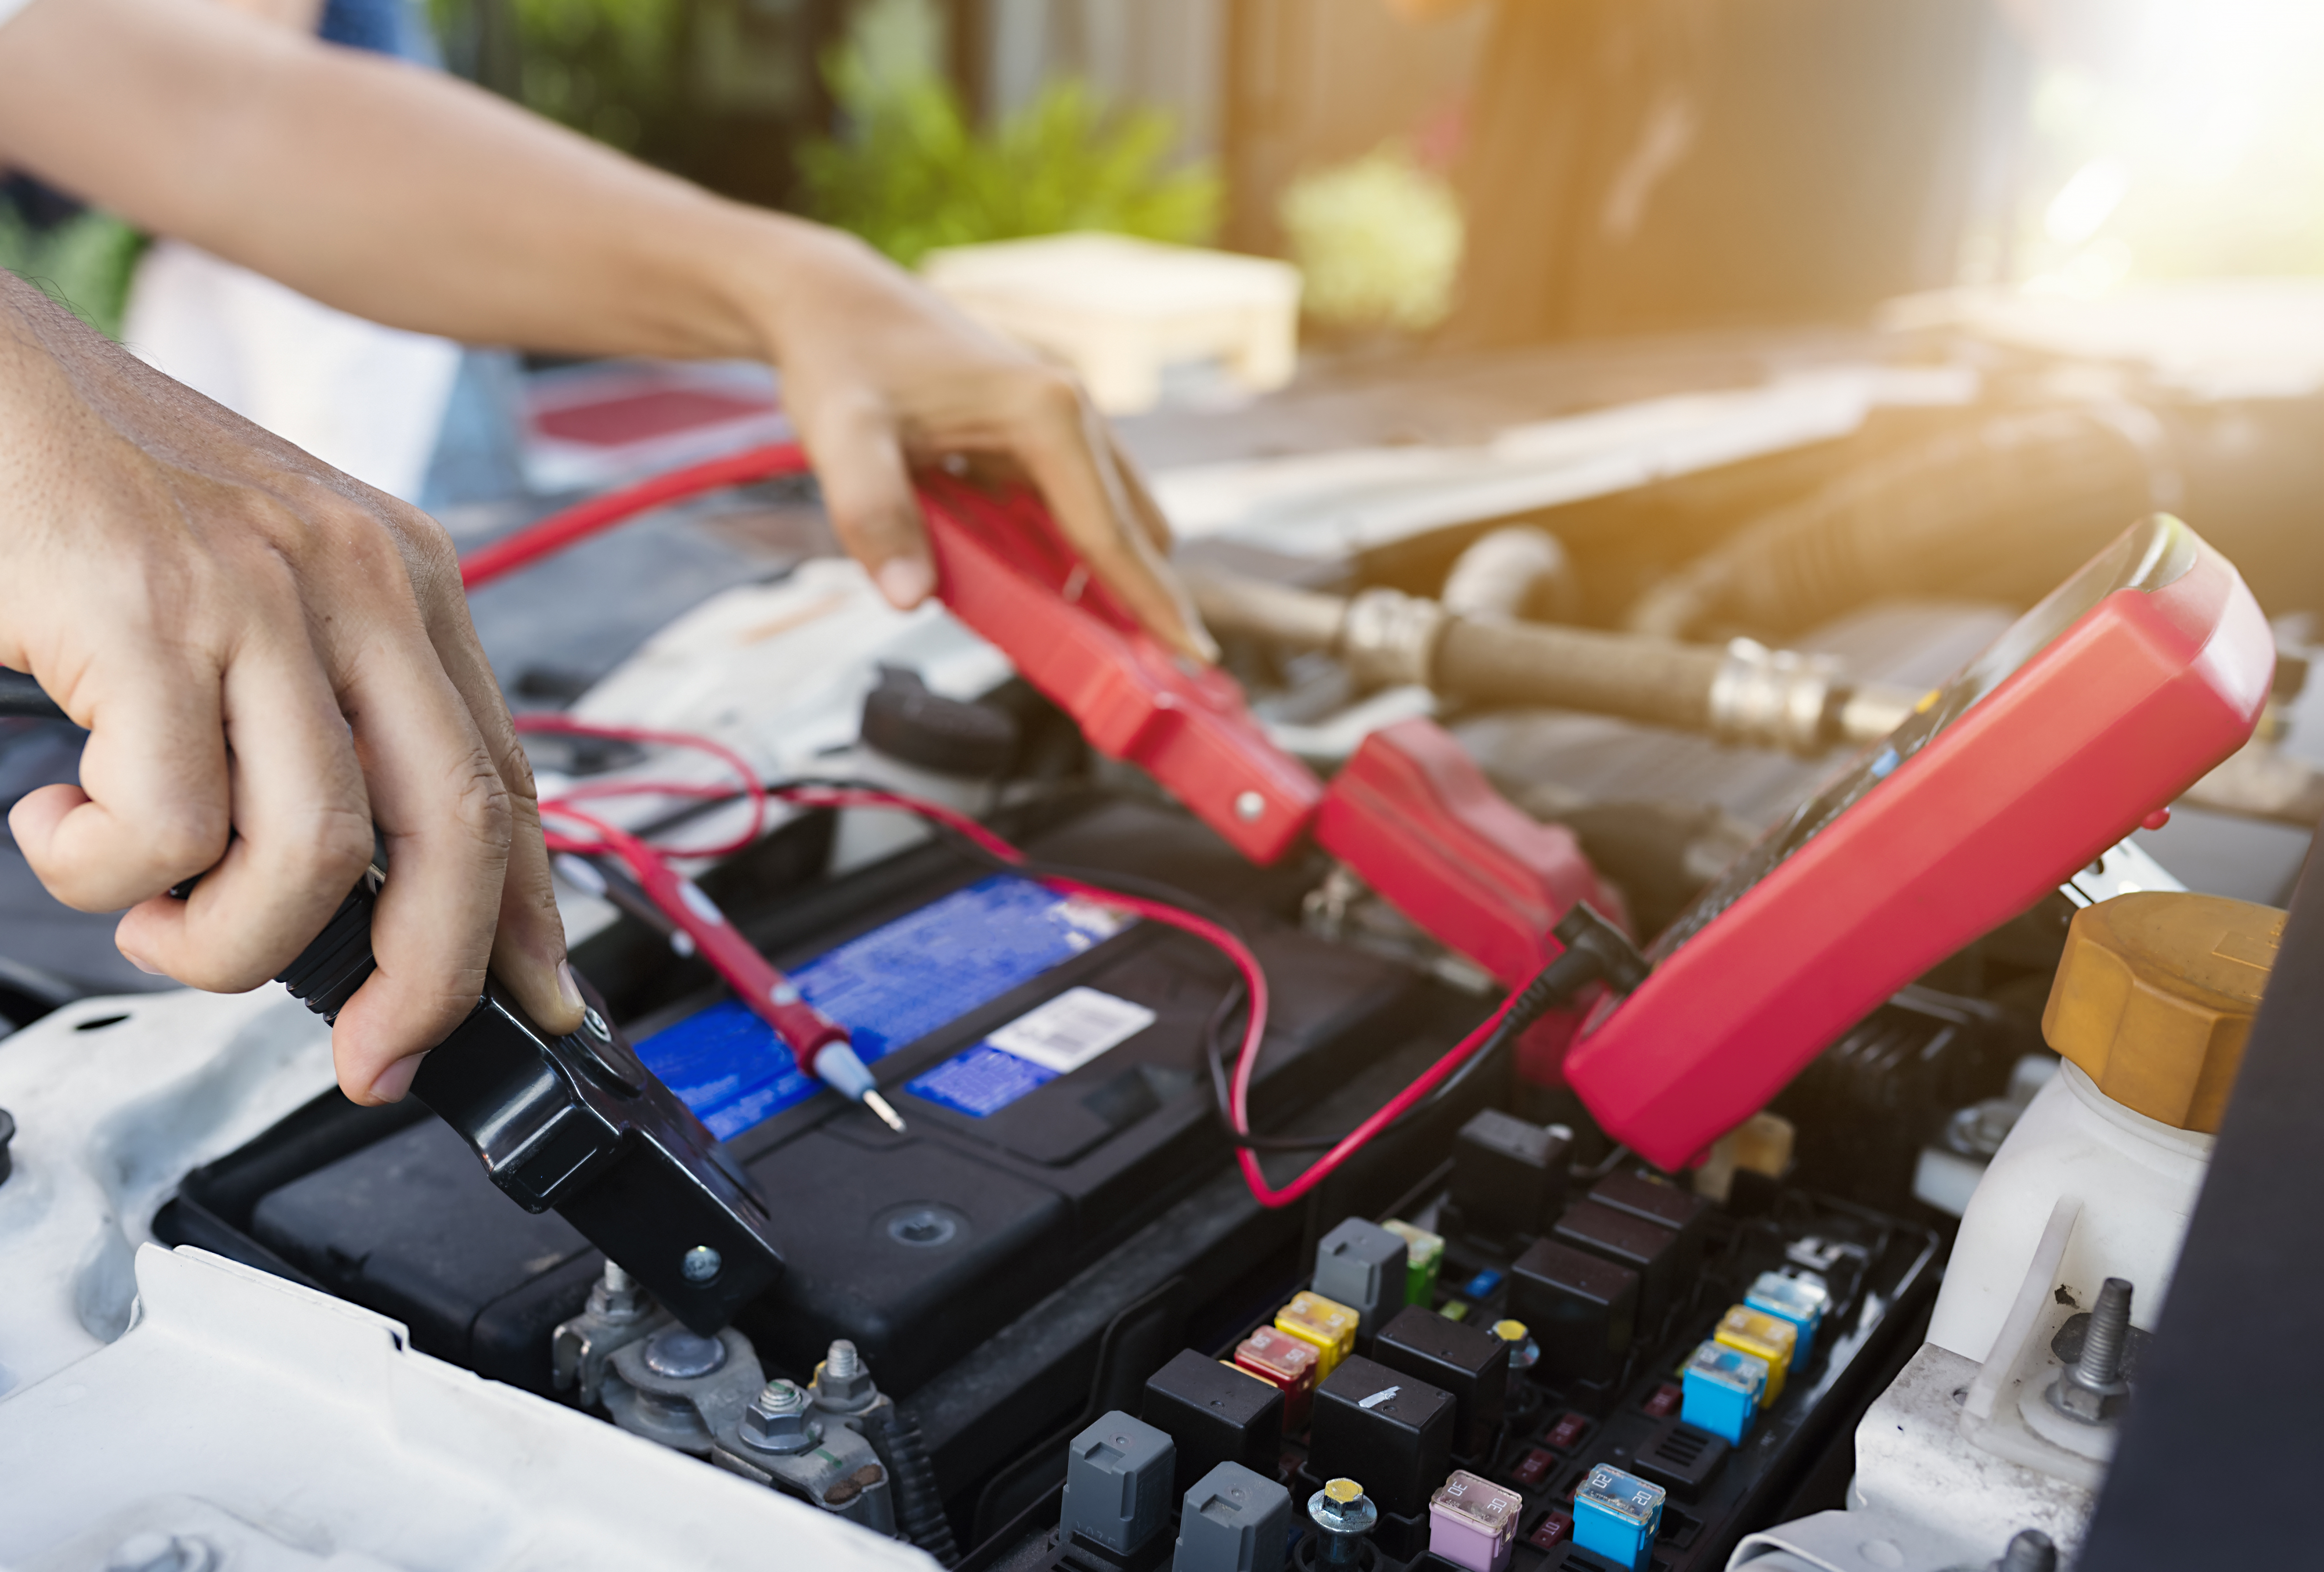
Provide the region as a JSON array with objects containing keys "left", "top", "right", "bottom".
[
  {"left": 1715, "top": 1305, "right": 1797, "bottom": 1407},
  {"left": 1276, "top": 1291, "right": 1360, "bottom": 1378}
]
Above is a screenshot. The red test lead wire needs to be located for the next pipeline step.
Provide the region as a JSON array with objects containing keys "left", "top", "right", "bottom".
[{"left": 515, "top": 715, "right": 908, "bottom": 1132}]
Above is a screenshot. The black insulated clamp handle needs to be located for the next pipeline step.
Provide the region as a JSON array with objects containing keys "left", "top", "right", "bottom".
[{"left": 270, "top": 859, "right": 785, "bottom": 1334}]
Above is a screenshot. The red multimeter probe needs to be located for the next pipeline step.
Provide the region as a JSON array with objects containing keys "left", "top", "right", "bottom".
[{"left": 1565, "top": 516, "right": 2272, "bottom": 1168}]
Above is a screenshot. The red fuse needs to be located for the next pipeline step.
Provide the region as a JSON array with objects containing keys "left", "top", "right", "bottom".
[
  {"left": 1528, "top": 1512, "right": 1574, "bottom": 1552},
  {"left": 1235, "top": 1326, "right": 1321, "bottom": 1432},
  {"left": 1545, "top": 1412, "right": 1590, "bottom": 1453},
  {"left": 1642, "top": 1382, "right": 1683, "bottom": 1418},
  {"left": 1512, "top": 1447, "right": 1558, "bottom": 1487}
]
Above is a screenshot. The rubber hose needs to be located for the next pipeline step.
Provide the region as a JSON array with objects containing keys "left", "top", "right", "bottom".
[
  {"left": 1627, "top": 405, "right": 2169, "bottom": 640},
  {"left": 1187, "top": 571, "right": 1731, "bottom": 731},
  {"left": 1440, "top": 526, "right": 1579, "bottom": 624},
  {"left": 863, "top": 1405, "right": 960, "bottom": 1566},
  {"left": 1429, "top": 617, "right": 1728, "bottom": 730}
]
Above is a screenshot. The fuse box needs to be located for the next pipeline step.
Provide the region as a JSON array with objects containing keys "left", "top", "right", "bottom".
[{"left": 971, "top": 1131, "right": 1938, "bottom": 1572}]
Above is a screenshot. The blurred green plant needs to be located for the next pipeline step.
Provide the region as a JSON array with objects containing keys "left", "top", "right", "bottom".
[
  {"left": 1279, "top": 143, "right": 1464, "bottom": 335},
  {"left": 799, "top": 0, "right": 1218, "bottom": 268},
  {"left": 0, "top": 208, "right": 146, "bottom": 340},
  {"left": 431, "top": 0, "right": 681, "bottom": 151}
]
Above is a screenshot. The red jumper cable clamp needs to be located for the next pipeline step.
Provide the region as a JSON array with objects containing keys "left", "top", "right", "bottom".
[{"left": 914, "top": 471, "right": 1628, "bottom": 984}]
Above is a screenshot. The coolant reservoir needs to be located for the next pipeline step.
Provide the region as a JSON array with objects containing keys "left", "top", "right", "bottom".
[{"left": 1926, "top": 891, "right": 2282, "bottom": 1362}]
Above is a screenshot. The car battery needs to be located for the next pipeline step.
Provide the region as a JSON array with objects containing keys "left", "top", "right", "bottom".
[{"left": 201, "top": 796, "right": 1497, "bottom": 1397}]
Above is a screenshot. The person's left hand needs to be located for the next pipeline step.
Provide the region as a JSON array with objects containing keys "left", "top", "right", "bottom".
[{"left": 730, "top": 222, "right": 1217, "bottom": 663}]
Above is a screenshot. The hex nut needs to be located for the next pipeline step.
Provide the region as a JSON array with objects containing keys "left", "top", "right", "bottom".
[
  {"left": 814, "top": 1357, "right": 877, "bottom": 1408},
  {"left": 739, "top": 1381, "right": 821, "bottom": 1454},
  {"left": 2047, "top": 1370, "right": 2128, "bottom": 1424}
]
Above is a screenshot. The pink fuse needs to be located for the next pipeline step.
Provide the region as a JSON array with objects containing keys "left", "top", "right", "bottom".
[{"left": 1428, "top": 1469, "right": 1523, "bottom": 1572}]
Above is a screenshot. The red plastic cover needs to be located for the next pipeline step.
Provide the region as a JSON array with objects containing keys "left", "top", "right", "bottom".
[
  {"left": 1565, "top": 518, "right": 2274, "bottom": 1170},
  {"left": 918, "top": 475, "right": 1324, "bottom": 863}
]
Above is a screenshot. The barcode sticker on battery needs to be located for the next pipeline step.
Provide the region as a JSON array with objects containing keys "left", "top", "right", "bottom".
[{"left": 986, "top": 987, "right": 1157, "bottom": 1074}]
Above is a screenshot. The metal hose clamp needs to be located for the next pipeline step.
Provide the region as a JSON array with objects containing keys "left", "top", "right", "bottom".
[{"left": 1709, "top": 638, "right": 1841, "bottom": 755}]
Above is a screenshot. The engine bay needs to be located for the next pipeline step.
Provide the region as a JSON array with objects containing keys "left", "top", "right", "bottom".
[{"left": 5, "top": 318, "right": 2322, "bottom": 1572}]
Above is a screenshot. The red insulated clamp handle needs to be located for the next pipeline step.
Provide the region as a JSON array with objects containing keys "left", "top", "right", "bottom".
[{"left": 918, "top": 473, "right": 1326, "bottom": 865}]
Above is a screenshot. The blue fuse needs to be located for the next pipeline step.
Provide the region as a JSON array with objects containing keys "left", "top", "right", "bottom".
[
  {"left": 1461, "top": 1269, "right": 1504, "bottom": 1299},
  {"left": 1745, "top": 1271, "right": 1829, "bottom": 1368},
  {"left": 1572, "top": 1464, "right": 1664, "bottom": 1572},
  {"left": 1681, "top": 1340, "right": 1768, "bottom": 1446}
]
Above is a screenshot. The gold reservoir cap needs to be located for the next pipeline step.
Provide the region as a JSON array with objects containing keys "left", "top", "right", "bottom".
[
  {"left": 2042, "top": 891, "right": 2284, "bottom": 1133},
  {"left": 1324, "top": 1479, "right": 1366, "bottom": 1505}
]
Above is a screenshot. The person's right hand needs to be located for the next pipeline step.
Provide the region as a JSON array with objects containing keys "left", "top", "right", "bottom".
[{"left": 0, "top": 270, "right": 584, "bottom": 1101}]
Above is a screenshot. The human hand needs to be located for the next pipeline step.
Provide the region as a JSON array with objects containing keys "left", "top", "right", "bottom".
[
  {"left": 735, "top": 222, "right": 1218, "bottom": 662},
  {"left": 0, "top": 271, "right": 583, "bottom": 1102}
]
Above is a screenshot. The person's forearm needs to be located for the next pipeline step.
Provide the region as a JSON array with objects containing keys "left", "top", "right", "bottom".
[
  {"left": 0, "top": 0, "right": 1214, "bottom": 659},
  {"left": 0, "top": 0, "right": 813, "bottom": 360}
]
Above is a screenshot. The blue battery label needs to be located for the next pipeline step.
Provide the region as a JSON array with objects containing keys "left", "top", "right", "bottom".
[
  {"left": 634, "top": 874, "right": 1132, "bottom": 1138},
  {"left": 905, "top": 1044, "right": 1059, "bottom": 1118},
  {"left": 906, "top": 985, "right": 1159, "bottom": 1118}
]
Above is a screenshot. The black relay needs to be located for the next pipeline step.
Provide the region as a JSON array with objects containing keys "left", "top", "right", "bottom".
[
  {"left": 1590, "top": 1169, "right": 1711, "bottom": 1278},
  {"left": 1554, "top": 1198, "right": 1683, "bottom": 1333},
  {"left": 1307, "top": 1354, "right": 1456, "bottom": 1520},
  {"left": 1511, "top": 1236, "right": 1638, "bottom": 1385},
  {"left": 1444, "top": 1108, "right": 1569, "bottom": 1246},
  {"left": 1371, "top": 1304, "right": 1510, "bottom": 1459},
  {"left": 1142, "top": 1348, "right": 1284, "bottom": 1497}
]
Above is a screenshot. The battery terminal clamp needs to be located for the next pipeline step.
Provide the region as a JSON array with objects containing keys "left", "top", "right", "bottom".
[{"left": 273, "top": 866, "right": 785, "bottom": 1335}]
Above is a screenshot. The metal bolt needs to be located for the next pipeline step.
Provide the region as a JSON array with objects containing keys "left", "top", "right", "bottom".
[
  {"left": 2049, "top": 1277, "right": 2133, "bottom": 1424},
  {"left": 739, "top": 1378, "right": 821, "bottom": 1454},
  {"left": 681, "top": 1244, "right": 723, "bottom": 1284},
  {"left": 1995, "top": 1528, "right": 2058, "bottom": 1572},
  {"left": 1235, "top": 790, "right": 1266, "bottom": 823},
  {"left": 583, "top": 1007, "right": 611, "bottom": 1041},
  {"left": 813, "top": 1337, "right": 878, "bottom": 1410},
  {"left": 641, "top": 1327, "right": 727, "bottom": 1379},
  {"left": 1308, "top": 1478, "right": 1378, "bottom": 1566},
  {"left": 588, "top": 1259, "right": 648, "bottom": 1322}
]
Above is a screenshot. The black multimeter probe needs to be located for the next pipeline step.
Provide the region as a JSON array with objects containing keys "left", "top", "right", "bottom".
[{"left": 0, "top": 667, "right": 784, "bottom": 1334}]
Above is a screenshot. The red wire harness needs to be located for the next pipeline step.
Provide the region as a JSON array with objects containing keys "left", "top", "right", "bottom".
[{"left": 472, "top": 465, "right": 1524, "bottom": 1207}]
